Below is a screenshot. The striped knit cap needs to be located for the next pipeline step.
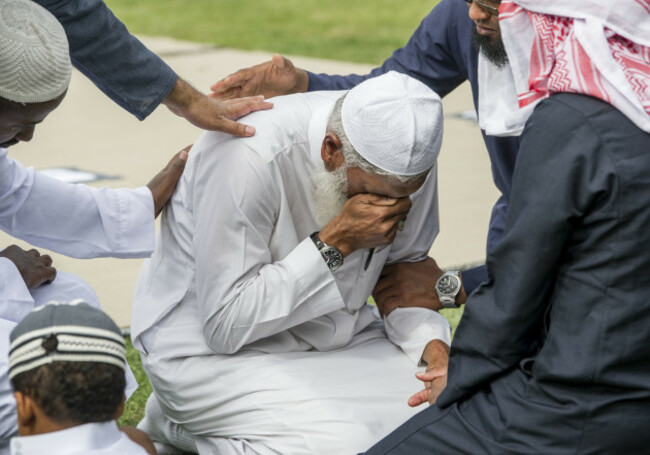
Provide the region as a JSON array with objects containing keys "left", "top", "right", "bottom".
[
  {"left": 0, "top": 0, "right": 71, "bottom": 103},
  {"left": 8, "top": 300, "right": 126, "bottom": 381}
]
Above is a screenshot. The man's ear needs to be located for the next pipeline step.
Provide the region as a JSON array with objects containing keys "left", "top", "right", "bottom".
[
  {"left": 114, "top": 394, "right": 126, "bottom": 420},
  {"left": 320, "top": 132, "right": 345, "bottom": 171},
  {"left": 14, "top": 391, "right": 36, "bottom": 436}
]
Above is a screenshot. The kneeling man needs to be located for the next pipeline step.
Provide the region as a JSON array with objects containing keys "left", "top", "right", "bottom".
[{"left": 132, "top": 72, "right": 449, "bottom": 455}]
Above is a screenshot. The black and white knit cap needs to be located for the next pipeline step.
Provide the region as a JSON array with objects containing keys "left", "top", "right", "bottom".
[
  {"left": 0, "top": 0, "right": 71, "bottom": 103},
  {"left": 8, "top": 300, "right": 126, "bottom": 381}
]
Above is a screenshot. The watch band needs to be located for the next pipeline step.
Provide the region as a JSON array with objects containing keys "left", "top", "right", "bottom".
[
  {"left": 310, "top": 232, "right": 344, "bottom": 271},
  {"left": 436, "top": 271, "right": 462, "bottom": 309},
  {"left": 310, "top": 232, "right": 326, "bottom": 250}
]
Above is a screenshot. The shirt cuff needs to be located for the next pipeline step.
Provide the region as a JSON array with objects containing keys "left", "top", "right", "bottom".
[
  {"left": 283, "top": 237, "right": 346, "bottom": 319},
  {"left": 92, "top": 186, "right": 156, "bottom": 258},
  {"left": 0, "top": 258, "right": 35, "bottom": 324},
  {"left": 384, "top": 307, "right": 451, "bottom": 365}
]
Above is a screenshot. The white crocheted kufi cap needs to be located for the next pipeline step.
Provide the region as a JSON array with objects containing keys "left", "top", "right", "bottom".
[
  {"left": 342, "top": 71, "right": 443, "bottom": 176},
  {"left": 0, "top": 0, "right": 71, "bottom": 103}
]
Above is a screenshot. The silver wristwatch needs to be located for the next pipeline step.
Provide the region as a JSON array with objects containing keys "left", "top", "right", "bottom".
[
  {"left": 435, "top": 271, "right": 462, "bottom": 309},
  {"left": 310, "top": 232, "right": 344, "bottom": 271}
]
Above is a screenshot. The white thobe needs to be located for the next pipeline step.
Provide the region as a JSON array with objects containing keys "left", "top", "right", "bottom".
[
  {"left": 132, "top": 91, "right": 451, "bottom": 455},
  {"left": 0, "top": 148, "right": 155, "bottom": 449},
  {"left": 9, "top": 421, "right": 148, "bottom": 455}
]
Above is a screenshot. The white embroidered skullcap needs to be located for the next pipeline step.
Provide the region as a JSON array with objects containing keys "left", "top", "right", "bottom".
[
  {"left": 342, "top": 71, "right": 443, "bottom": 176},
  {"left": 0, "top": 0, "right": 71, "bottom": 103},
  {"left": 8, "top": 300, "right": 126, "bottom": 381}
]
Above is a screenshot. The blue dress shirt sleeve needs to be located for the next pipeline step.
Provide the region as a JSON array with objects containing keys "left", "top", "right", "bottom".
[
  {"left": 34, "top": 0, "right": 178, "bottom": 120},
  {"left": 307, "top": 0, "right": 469, "bottom": 97}
]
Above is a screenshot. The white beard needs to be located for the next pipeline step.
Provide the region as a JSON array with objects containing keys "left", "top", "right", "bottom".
[{"left": 310, "top": 166, "right": 348, "bottom": 229}]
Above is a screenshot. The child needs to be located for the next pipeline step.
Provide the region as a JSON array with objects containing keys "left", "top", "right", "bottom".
[{"left": 7, "top": 301, "right": 155, "bottom": 455}]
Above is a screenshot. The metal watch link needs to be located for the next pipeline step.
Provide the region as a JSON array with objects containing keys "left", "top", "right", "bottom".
[
  {"left": 310, "top": 232, "right": 344, "bottom": 271},
  {"left": 435, "top": 271, "right": 462, "bottom": 309}
]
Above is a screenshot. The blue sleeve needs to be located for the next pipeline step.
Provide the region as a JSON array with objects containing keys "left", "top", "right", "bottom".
[
  {"left": 437, "top": 97, "right": 609, "bottom": 408},
  {"left": 461, "top": 265, "right": 487, "bottom": 296},
  {"left": 35, "top": 0, "right": 178, "bottom": 120},
  {"left": 307, "top": 0, "right": 470, "bottom": 98}
]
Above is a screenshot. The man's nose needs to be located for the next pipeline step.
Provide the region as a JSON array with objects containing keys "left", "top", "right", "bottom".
[
  {"left": 15, "top": 126, "right": 35, "bottom": 142},
  {"left": 468, "top": 2, "right": 491, "bottom": 21}
]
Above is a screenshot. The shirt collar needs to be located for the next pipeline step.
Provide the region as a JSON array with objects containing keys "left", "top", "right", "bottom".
[{"left": 11, "top": 421, "right": 122, "bottom": 455}]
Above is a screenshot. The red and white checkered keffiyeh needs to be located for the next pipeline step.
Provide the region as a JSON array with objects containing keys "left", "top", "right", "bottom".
[{"left": 479, "top": 0, "right": 650, "bottom": 136}]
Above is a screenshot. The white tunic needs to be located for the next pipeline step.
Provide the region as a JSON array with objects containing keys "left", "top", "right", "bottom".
[
  {"left": 9, "top": 421, "right": 148, "bottom": 455},
  {"left": 132, "top": 91, "right": 450, "bottom": 455},
  {"left": 0, "top": 148, "right": 155, "bottom": 449}
]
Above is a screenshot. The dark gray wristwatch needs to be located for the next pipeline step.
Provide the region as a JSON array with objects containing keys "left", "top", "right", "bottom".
[
  {"left": 435, "top": 271, "right": 462, "bottom": 308},
  {"left": 310, "top": 232, "right": 344, "bottom": 271}
]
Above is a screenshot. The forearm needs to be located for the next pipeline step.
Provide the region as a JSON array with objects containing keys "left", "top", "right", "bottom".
[
  {"left": 0, "top": 155, "right": 154, "bottom": 258},
  {"left": 199, "top": 238, "right": 344, "bottom": 354},
  {"left": 161, "top": 77, "right": 195, "bottom": 113}
]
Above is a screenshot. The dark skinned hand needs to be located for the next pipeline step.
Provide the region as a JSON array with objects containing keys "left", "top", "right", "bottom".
[
  {"left": 163, "top": 78, "right": 273, "bottom": 137},
  {"left": 408, "top": 339, "right": 450, "bottom": 407},
  {"left": 146, "top": 146, "right": 190, "bottom": 218},
  {"left": 0, "top": 245, "right": 56, "bottom": 289},
  {"left": 319, "top": 193, "right": 412, "bottom": 257},
  {"left": 374, "top": 257, "right": 468, "bottom": 317},
  {"left": 210, "top": 54, "right": 309, "bottom": 101}
]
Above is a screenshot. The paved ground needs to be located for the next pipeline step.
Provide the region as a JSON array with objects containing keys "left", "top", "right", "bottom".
[{"left": 1, "top": 37, "right": 499, "bottom": 327}]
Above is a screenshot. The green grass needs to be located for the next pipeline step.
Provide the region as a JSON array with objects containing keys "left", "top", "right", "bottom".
[
  {"left": 118, "top": 337, "right": 153, "bottom": 427},
  {"left": 105, "top": 0, "right": 438, "bottom": 64}
]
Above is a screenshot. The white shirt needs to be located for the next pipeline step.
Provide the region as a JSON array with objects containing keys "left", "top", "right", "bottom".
[
  {"left": 0, "top": 148, "right": 155, "bottom": 446},
  {"left": 133, "top": 91, "right": 450, "bottom": 363},
  {"left": 0, "top": 146, "right": 154, "bottom": 323},
  {"left": 9, "top": 421, "right": 148, "bottom": 455}
]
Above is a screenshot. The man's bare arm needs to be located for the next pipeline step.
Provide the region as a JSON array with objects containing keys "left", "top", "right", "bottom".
[{"left": 374, "top": 257, "right": 467, "bottom": 317}]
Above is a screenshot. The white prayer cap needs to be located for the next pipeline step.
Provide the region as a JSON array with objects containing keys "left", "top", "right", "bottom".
[
  {"left": 0, "top": 0, "right": 71, "bottom": 103},
  {"left": 342, "top": 71, "right": 443, "bottom": 176}
]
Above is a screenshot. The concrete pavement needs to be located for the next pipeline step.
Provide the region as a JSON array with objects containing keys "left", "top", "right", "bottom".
[{"left": 0, "top": 37, "right": 499, "bottom": 327}]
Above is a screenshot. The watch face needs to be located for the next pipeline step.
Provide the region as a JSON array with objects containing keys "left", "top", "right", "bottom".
[
  {"left": 322, "top": 247, "right": 343, "bottom": 270},
  {"left": 437, "top": 274, "right": 460, "bottom": 296}
]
